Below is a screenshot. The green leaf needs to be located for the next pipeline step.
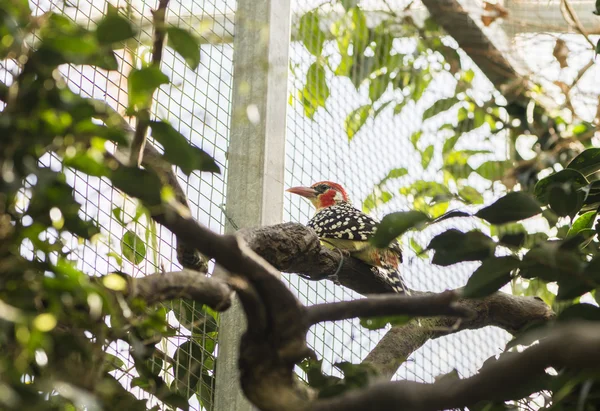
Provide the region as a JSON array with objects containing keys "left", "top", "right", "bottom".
[
  {"left": 380, "top": 168, "right": 408, "bottom": 185},
  {"left": 167, "top": 27, "right": 201, "bottom": 70},
  {"left": 534, "top": 168, "right": 588, "bottom": 204},
  {"left": 196, "top": 374, "right": 215, "bottom": 410},
  {"left": 475, "top": 192, "right": 542, "bottom": 225},
  {"left": 549, "top": 184, "right": 583, "bottom": 218},
  {"left": 369, "top": 74, "right": 389, "bottom": 102},
  {"left": 372, "top": 29, "right": 394, "bottom": 70},
  {"left": 409, "top": 131, "right": 422, "bottom": 150},
  {"left": 370, "top": 211, "right": 430, "bottom": 248},
  {"left": 401, "top": 181, "right": 452, "bottom": 199},
  {"left": 393, "top": 101, "right": 407, "bottom": 116},
  {"left": 27, "top": 176, "right": 100, "bottom": 239},
  {"left": 443, "top": 151, "right": 474, "bottom": 180},
  {"left": 301, "top": 62, "right": 330, "bottom": 119},
  {"left": 422, "top": 97, "right": 459, "bottom": 121},
  {"left": 298, "top": 11, "right": 325, "bottom": 56},
  {"left": 38, "top": 14, "right": 119, "bottom": 70},
  {"left": 173, "top": 340, "right": 205, "bottom": 396},
  {"left": 433, "top": 210, "right": 471, "bottom": 223},
  {"left": 567, "top": 211, "right": 597, "bottom": 238},
  {"left": 298, "top": 359, "right": 341, "bottom": 392},
  {"left": 442, "top": 134, "right": 460, "bottom": 156},
  {"left": 410, "top": 238, "right": 425, "bottom": 257},
  {"left": 110, "top": 166, "right": 163, "bottom": 207},
  {"left": 121, "top": 230, "right": 146, "bottom": 265},
  {"left": 499, "top": 232, "right": 525, "bottom": 249},
  {"left": 411, "top": 72, "right": 431, "bottom": 102},
  {"left": 170, "top": 300, "right": 218, "bottom": 335},
  {"left": 421, "top": 145, "right": 434, "bottom": 169},
  {"left": 428, "top": 230, "right": 495, "bottom": 266},
  {"left": 558, "top": 303, "right": 600, "bottom": 322},
  {"left": 463, "top": 256, "right": 520, "bottom": 298},
  {"left": 345, "top": 105, "right": 371, "bottom": 141},
  {"left": 519, "top": 242, "right": 583, "bottom": 282},
  {"left": 128, "top": 67, "right": 169, "bottom": 110},
  {"left": 458, "top": 186, "right": 483, "bottom": 204},
  {"left": 475, "top": 160, "right": 512, "bottom": 181},
  {"left": 349, "top": 7, "right": 369, "bottom": 57},
  {"left": 359, "top": 315, "right": 411, "bottom": 330},
  {"left": 150, "top": 121, "right": 220, "bottom": 175},
  {"left": 95, "top": 7, "right": 135, "bottom": 45},
  {"left": 341, "top": 0, "right": 359, "bottom": 9},
  {"left": 362, "top": 190, "right": 392, "bottom": 213},
  {"left": 556, "top": 254, "right": 600, "bottom": 300},
  {"left": 542, "top": 209, "right": 559, "bottom": 227},
  {"left": 146, "top": 354, "right": 164, "bottom": 376},
  {"left": 104, "top": 352, "right": 126, "bottom": 372},
  {"left": 112, "top": 207, "right": 127, "bottom": 225},
  {"left": 566, "top": 148, "right": 600, "bottom": 176}
]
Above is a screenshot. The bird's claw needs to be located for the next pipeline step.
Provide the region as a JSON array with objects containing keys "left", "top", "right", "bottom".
[
  {"left": 328, "top": 273, "right": 341, "bottom": 285},
  {"left": 339, "top": 249, "right": 352, "bottom": 258}
]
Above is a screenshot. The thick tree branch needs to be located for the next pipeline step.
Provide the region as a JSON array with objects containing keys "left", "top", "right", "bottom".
[
  {"left": 362, "top": 291, "right": 554, "bottom": 378},
  {"left": 305, "top": 290, "right": 471, "bottom": 326},
  {"left": 240, "top": 222, "right": 553, "bottom": 324},
  {"left": 238, "top": 222, "right": 401, "bottom": 295},
  {"left": 237, "top": 222, "right": 554, "bottom": 379},
  {"left": 313, "top": 322, "right": 600, "bottom": 411},
  {"left": 127, "top": 270, "right": 231, "bottom": 310}
]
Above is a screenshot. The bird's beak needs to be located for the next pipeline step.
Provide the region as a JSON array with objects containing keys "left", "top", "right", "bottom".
[{"left": 286, "top": 186, "right": 318, "bottom": 199}]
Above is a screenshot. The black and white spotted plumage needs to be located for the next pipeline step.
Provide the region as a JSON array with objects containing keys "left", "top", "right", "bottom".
[{"left": 308, "top": 202, "right": 409, "bottom": 294}]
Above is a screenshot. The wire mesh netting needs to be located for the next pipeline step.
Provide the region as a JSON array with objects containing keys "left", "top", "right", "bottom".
[
  {"left": 1, "top": 0, "right": 235, "bottom": 409},
  {"left": 284, "top": 0, "right": 514, "bottom": 383},
  {"left": 4, "top": 0, "right": 600, "bottom": 408}
]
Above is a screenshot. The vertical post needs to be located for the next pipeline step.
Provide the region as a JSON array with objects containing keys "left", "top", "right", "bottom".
[{"left": 213, "top": 0, "right": 291, "bottom": 409}]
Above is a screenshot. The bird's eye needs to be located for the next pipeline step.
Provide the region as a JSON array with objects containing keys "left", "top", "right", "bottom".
[{"left": 316, "top": 184, "right": 329, "bottom": 192}]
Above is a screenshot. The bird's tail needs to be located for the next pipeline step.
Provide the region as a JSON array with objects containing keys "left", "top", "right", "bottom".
[{"left": 370, "top": 266, "right": 411, "bottom": 295}]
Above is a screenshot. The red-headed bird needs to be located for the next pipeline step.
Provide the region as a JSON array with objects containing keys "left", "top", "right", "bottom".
[{"left": 287, "top": 181, "right": 409, "bottom": 294}]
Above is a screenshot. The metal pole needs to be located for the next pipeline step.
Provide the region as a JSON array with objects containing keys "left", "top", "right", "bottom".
[{"left": 213, "top": 0, "right": 291, "bottom": 409}]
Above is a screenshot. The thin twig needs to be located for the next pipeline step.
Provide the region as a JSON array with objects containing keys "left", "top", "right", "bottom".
[
  {"left": 560, "top": 0, "right": 596, "bottom": 49},
  {"left": 571, "top": 59, "right": 594, "bottom": 90},
  {"left": 129, "top": 0, "right": 170, "bottom": 167}
]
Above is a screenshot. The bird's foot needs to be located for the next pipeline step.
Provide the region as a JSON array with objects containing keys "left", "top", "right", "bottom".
[{"left": 328, "top": 273, "right": 341, "bottom": 285}]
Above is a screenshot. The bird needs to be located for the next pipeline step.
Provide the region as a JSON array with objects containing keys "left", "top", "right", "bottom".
[{"left": 287, "top": 181, "right": 409, "bottom": 294}]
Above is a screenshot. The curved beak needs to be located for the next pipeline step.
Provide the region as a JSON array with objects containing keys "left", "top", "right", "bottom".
[{"left": 286, "top": 186, "right": 318, "bottom": 199}]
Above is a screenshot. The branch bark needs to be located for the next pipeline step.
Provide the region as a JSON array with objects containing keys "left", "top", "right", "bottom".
[
  {"left": 127, "top": 270, "right": 232, "bottom": 310},
  {"left": 313, "top": 322, "right": 600, "bottom": 411},
  {"left": 237, "top": 222, "right": 554, "bottom": 378},
  {"left": 362, "top": 291, "right": 555, "bottom": 378},
  {"left": 305, "top": 290, "right": 470, "bottom": 325},
  {"left": 238, "top": 222, "right": 401, "bottom": 295}
]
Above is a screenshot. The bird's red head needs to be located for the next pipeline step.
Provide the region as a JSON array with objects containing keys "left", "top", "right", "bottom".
[{"left": 286, "top": 181, "right": 350, "bottom": 210}]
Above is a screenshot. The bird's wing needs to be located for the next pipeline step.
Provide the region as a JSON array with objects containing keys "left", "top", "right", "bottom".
[{"left": 308, "top": 203, "right": 402, "bottom": 261}]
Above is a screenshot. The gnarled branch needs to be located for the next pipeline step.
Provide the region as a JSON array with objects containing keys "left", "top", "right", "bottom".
[
  {"left": 362, "top": 290, "right": 554, "bottom": 378},
  {"left": 313, "top": 322, "right": 600, "bottom": 411},
  {"left": 127, "top": 270, "right": 232, "bottom": 310}
]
